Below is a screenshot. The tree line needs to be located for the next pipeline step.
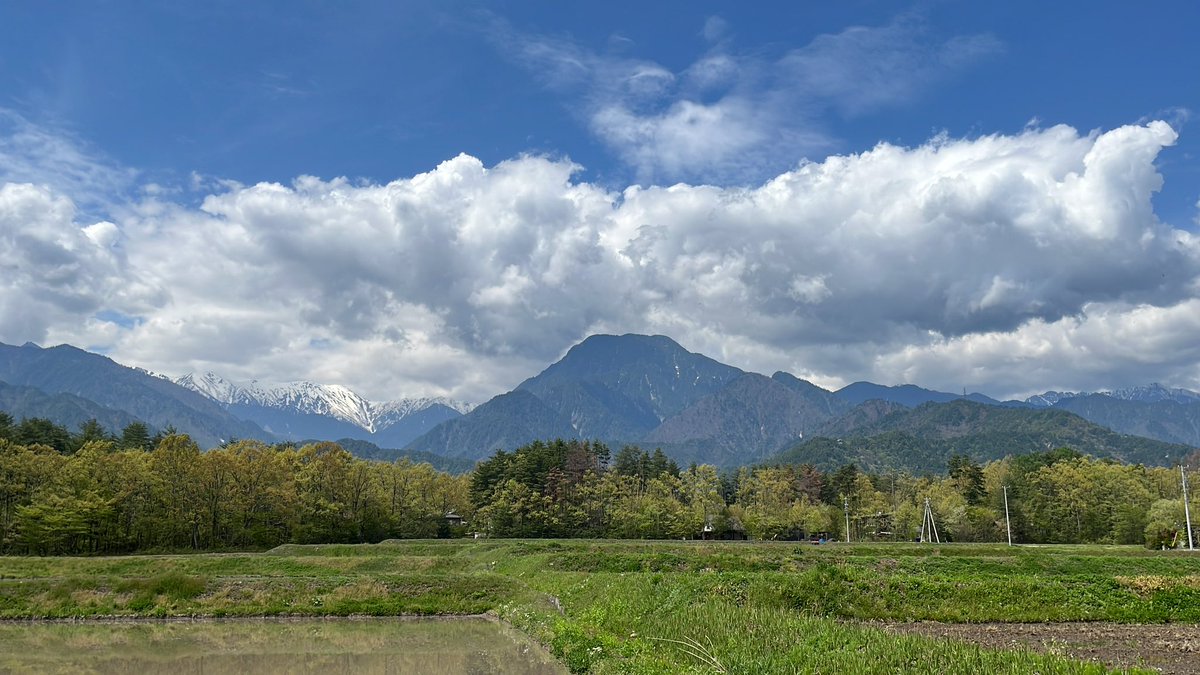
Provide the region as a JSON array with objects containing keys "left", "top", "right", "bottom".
[
  {"left": 0, "top": 412, "right": 161, "bottom": 455},
  {"left": 0, "top": 413, "right": 1197, "bottom": 553},
  {"left": 469, "top": 439, "right": 1198, "bottom": 547},
  {"left": 0, "top": 414, "right": 469, "bottom": 554}
]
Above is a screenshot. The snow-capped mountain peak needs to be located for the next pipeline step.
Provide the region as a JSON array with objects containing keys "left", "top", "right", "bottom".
[
  {"left": 176, "top": 371, "right": 248, "bottom": 405},
  {"left": 1106, "top": 383, "right": 1200, "bottom": 405},
  {"left": 249, "top": 380, "right": 377, "bottom": 431},
  {"left": 1025, "top": 383, "right": 1200, "bottom": 407},
  {"left": 374, "top": 397, "right": 474, "bottom": 417},
  {"left": 1024, "top": 390, "right": 1081, "bottom": 407},
  {"left": 175, "top": 373, "right": 472, "bottom": 434}
]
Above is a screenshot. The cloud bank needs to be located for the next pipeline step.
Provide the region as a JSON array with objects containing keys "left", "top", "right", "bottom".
[{"left": 1, "top": 117, "right": 1197, "bottom": 401}]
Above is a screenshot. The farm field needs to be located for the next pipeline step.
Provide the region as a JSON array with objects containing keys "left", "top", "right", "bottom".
[{"left": 1, "top": 540, "right": 1197, "bottom": 673}]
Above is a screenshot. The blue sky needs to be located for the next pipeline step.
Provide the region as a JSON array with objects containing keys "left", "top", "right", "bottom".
[
  {"left": 6, "top": 2, "right": 1197, "bottom": 216},
  {"left": 1, "top": 1, "right": 1199, "bottom": 401}
]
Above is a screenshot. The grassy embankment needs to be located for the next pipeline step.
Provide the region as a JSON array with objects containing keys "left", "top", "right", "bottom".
[{"left": 1, "top": 540, "right": 1197, "bottom": 673}]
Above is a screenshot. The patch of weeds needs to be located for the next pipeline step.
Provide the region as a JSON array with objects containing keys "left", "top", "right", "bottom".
[
  {"left": 47, "top": 576, "right": 93, "bottom": 602},
  {"left": 150, "top": 572, "right": 208, "bottom": 600},
  {"left": 113, "top": 572, "right": 208, "bottom": 611}
]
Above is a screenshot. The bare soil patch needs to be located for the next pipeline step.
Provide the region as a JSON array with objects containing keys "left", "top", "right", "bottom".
[{"left": 880, "top": 622, "right": 1200, "bottom": 674}]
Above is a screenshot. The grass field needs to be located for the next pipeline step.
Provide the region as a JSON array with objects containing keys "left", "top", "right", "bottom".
[{"left": 1, "top": 540, "right": 1197, "bottom": 673}]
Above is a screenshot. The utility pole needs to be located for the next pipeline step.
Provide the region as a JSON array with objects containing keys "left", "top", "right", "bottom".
[
  {"left": 1003, "top": 485, "right": 1012, "bottom": 546},
  {"left": 844, "top": 498, "right": 850, "bottom": 543},
  {"left": 919, "top": 497, "right": 941, "bottom": 543},
  {"left": 1183, "top": 464, "right": 1195, "bottom": 551}
]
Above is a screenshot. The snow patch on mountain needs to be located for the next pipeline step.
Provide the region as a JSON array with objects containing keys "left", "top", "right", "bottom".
[
  {"left": 1107, "top": 383, "right": 1200, "bottom": 404},
  {"left": 176, "top": 372, "right": 247, "bottom": 405},
  {"left": 175, "top": 372, "right": 473, "bottom": 433},
  {"left": 1024, "top": 391, "right": 1078, "bottom": 407},
  {"left": 1025, "top": 383, "right": 1200, "bottom": 407},
  {"left": 374, "top": 397, "right": 474, "bottom": 418}
]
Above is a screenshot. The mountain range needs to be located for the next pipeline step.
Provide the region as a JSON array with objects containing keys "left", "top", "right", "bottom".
[
  {"left": 1, "top": 336, "right": 1197, "bottom": 472},
  {"left": 812, "top": 381, "right": 1200, "bottom": 448},
  {"left": 0, "top": 341, "right": 470, "bottom": 450},
  {"left": 405, "top": 334, "right": 1196, "bottom": 468},
  {"left": 173, "top": 372, "right": 471, "bottom": 448},
  {"left": 0, "top": 342, "right": 270, "bottom": 448},
  {"left": 778, "top": 399, "right": 1188, "bottom": 472}
]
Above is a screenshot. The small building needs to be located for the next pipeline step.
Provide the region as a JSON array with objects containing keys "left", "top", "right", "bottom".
[{"left": 700, "top": 516, "right": 747, "bottom": 541}]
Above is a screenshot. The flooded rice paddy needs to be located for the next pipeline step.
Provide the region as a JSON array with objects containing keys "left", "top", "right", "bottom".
[{"left": 0, "top": 616, "right": 566, "bottom": 674}]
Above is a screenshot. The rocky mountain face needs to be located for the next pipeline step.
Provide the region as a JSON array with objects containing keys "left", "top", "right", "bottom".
[
  {"left": 408, "top": 335, "right": 750, "bottom": 461},
  {"left": 410, "top": 335, "right": 860, "bottom": 466},
  {"left": 517, "top": 333, "right": 745, "bottom": 438},
  {"left": 644, "top": 372, "right": 848, "bottom": 466},
  {"left": 175, "top": 372, "right": 470, "bottom": 448},
  {"left": 771, "top": 372, "right": 853, "bottom": 417},
  {"left": 410, "top": 334, "right": 776, "bottom": 464}
]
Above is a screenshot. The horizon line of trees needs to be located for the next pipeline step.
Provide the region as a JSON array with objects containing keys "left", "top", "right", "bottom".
[
  {"left": 0, "top": 412, "right": 165, "bottom": 455},
  {"left": 1, "top": 414, "right": 469, "bottom": 554},
  {"left": 1, "top": 413, "right": 1197, "bottom": 554},
  {"left": 468, "top": 439, "right": 1199, "bottom": 548}
]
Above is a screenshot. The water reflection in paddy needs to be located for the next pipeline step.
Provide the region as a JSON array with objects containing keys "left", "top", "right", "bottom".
[{"left": 0, "top": 616, "right": 566, "bottom": 674}]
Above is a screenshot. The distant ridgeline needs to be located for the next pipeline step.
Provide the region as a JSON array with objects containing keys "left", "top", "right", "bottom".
[
  {"left": 0, "top": 410, "right": 164, "bottom": 454},
  {"left": 2, "top": 422, "right": 1197, "bottom": 553},
  {"left": 1, "top": 336, "right": 1199, "bottom": 475},
  {"left": 402, "top": 334, "right": 1197, "bottom": 471}
]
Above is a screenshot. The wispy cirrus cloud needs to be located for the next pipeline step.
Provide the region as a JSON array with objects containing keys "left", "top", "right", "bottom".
[
  {"left": 0, "top": 109, "right": 138, "bottom": 216},
  {"left": 779, "top": 14, "right": 1002, "bottom": 116},
  {"left": 490, "top": 12, "right": 1001, "bottom": 184}
]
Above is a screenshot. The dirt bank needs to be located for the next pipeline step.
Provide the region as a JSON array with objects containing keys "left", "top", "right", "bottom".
[{"left": 880, "top": 622, "right": 1200, "bottom": 674}]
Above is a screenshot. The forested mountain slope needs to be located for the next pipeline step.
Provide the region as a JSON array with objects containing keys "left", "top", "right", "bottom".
[
  {"left": 775, "top": 399, "right": 1192, "bottom": 472},
  {"left": 0, "top": 342, "right": 270, "bottom": 448}
]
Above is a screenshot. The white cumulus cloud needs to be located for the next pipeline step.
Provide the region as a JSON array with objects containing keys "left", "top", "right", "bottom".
[
  {"left": 2, "top": 119, "right": 1198, "bottom": 402},
  {"left": 0, "top": 183, "right": 151, "bottom": 346}
]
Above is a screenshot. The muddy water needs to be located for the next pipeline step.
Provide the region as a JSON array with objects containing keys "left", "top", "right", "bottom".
[{"left": 0, "top": 616, "right": 566, "bottom": 674}]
